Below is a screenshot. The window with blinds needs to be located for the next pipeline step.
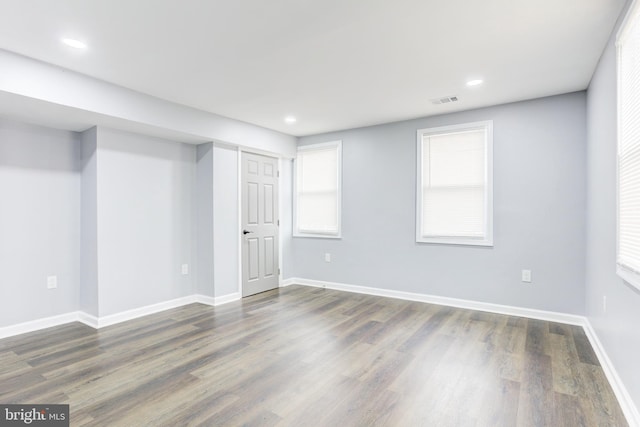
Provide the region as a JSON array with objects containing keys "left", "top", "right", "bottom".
[
  {"left": 294, "top": 141, "right": 342, "bottom": 237},
  {"left": 416, "top": 121, "right": 493, "bottom": 246},
  {"left": 617, "top": 2, "right": 640, "bottom": 290}
]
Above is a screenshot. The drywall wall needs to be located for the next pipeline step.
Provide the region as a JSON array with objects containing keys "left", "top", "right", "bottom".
[
  {"left": 0, "top": 49, "right": 297, "bottom": 157},
  {"left": 0, "top": 119, "right": 256, "bottom": 321},
  {"left": 281, "top": 158, "right": 294, "bottom": 279},
  {"left": 80, "top": 127, "right": 99, "bottom": 316},
  {"left": 0, "top": 117, "right": 276, "bottom": 322},
  {"left": 196, "top": 143, "right": 214, "bottom": 297},
  {"left": 291, "top": 92, "right": 587, "bottom": 314},
  {"left": 0, "top": 118, "right": 81, "bottom": 326},
  {"left": 196, "top": 143, "right": 241, "bottom": 299},
  {"left": 96, "top": 127, "right": 196, "bottom": 316},
  {"left": 213, "top": 145, "right": 240, "bottom": 297},
  {"left": 586, "top": 0, "right": 640, "bottom": 412}
]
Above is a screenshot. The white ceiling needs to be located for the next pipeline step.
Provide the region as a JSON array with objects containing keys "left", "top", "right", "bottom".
[{"left": 0, "top": 0, "right": 626, "bottom": 137}]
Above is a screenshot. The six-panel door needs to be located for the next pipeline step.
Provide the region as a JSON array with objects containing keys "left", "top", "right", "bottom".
[{"left": 241, "top": 152, "right": 279, "bottom": 297}]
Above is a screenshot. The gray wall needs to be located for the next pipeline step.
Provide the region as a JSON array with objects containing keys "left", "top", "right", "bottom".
[
  {"left": 196, "top": 143, "right": 214, "bottom": 297},
  {"left": 586, "top": 0, "right": 640, "bottom": 410},
  {"left": 292, "top": 92, "right": 587, "bottom": 314},
  {"left": 281, "top": 158, "right": 294, "bottom": 279},
  {"left": 96, "top": 128, "right": 196, "bottom": 316},
  {"left": 0, "top": 117, "right": 243, "bottom": 324},
  {"left": 195, "top": 143, "right": 240, "bottom": 299},
  {"left": 80, "top": 127, "right": 98, "bottom": 316},
  {"left": 0, "top": 119, "right": 81, "bottom": 326},
  {"left": 0, "top": 49, "right": 298, "bottom": 158},
  {"left": 213, "top": 145, "right": 239, "bottom": 297}
]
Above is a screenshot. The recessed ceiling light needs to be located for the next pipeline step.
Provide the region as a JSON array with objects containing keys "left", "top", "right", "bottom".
[
  {"left": 284, "top": 116, "right": 297, "bottom": 124},
  {"left": 62, "top": 38, "right": 87, "bottom": 49},
  {"left": 466, "top": 79, "right": 484, "bottom": 87}
]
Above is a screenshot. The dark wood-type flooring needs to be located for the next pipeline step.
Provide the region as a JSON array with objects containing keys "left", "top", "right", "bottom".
[{"left": 0, "top": 285, "right": 628, "bottom": 426}]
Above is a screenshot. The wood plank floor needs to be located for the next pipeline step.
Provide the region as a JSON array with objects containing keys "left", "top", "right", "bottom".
[{"left": 0, "top": 285, "right": 628, "bottom": 426}]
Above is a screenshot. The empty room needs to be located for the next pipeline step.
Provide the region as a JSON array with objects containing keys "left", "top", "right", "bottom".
[{"left": 1, "top": 0, "right": 640, "bottom": 426}]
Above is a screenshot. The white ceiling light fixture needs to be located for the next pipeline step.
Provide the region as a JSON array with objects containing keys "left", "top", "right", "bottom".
[
  {"left": 285, "top": 116, "right": 297, "bottom": 124},
  {"left": 0, "top": 0, "right": 624, "bottom": 135},
  {"left": 466, "top": 79, "right": 484, "bottom": 87},
  {"left": 62, "top": 38, "right": 87, "bottom": 49}
]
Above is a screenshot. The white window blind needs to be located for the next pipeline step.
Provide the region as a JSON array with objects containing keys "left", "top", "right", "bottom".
[
  {"left": 416, "top": 122, "right": 493, "bottom": 246},
  {"left": 294, "top": 141, "right": 341, "bottom": 237},
  {"left": 617, "top": 2, "right": 640, "bottom": 290}
]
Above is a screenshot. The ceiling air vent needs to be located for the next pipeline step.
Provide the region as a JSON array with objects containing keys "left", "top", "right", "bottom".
[{"left": 431, "top": 96, "right": 458, "bottom": 105}]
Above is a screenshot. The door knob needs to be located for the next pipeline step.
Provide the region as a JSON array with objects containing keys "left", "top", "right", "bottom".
[{"left": 243, "top": 230, "right": 253, "bottom": 235}]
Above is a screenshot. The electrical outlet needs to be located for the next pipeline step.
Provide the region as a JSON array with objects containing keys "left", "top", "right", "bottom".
[
  {"left": 324, "top": 253, "right": 331, "bottom": 263},
  {"left": 47, "top": 275, "right": 57, "bottom": 289},
  {"left": 521, "top": 270, "right": 532, "bottom": 283},
  {"left": 603, "top": 295, "right": 607, "bottom": 314},
  {"left": 181, "top": 264, "right": 189, "bottom": 275}
]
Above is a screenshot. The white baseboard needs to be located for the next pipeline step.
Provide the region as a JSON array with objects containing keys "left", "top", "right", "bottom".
[
  {"left": 0, "top": 292, "right": 244, "bottom": 339},
  {"left": 195, "top": 292, "right": 241, "bottom": 307},
  {"left": 94, "top": 292, "right": 239, "bottom": 326},
  {"left": 280, "top": 278, "right": 297, "bottom": 287},
  {"left": 2, "top": 280, "right": 638, "bottom": 426},
  {"left": 283, "top": 277, "right": 584, "bottom": 325},
  {"left": 283, "top": 277, "right": 640, "bottom": 426},
  {"left": 0, "top": 312, "right": 83, "bottom": 339},
  {"left": 92, "top": 295, "right": 199, "bottom": 328},
  {"left": 583, "top": 320, "right": 640, "bottom": 427},
  {"left": 77, "top": 311, "right": 99, "bottom": 329},
  {"left": 213, "top": 292, "right": 241, "bottom": 306},
  {"left": 196, "top": 294, "right": 217, "bottom": 306}
]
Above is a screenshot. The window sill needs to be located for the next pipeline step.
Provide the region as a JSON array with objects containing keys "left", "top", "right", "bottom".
[
  {"left": 293, "top": 232, "right": 342, "bottom": 239},
  {"left": 416, "top": 236, "right": 493, "bottom": 247},
  {"left": 617, "top": 264, "right": 640, "bottom": 292}
]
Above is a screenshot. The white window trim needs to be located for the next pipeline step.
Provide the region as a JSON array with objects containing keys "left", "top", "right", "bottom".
[
  {"left": 293, "top": 140, "right": 342, "bottom": 239},
  {"left": 616, "top": 0, "right": 640, "bottom": 291},
  {"left": 415, "top": 121, "right": 494, "bottom": 247}
]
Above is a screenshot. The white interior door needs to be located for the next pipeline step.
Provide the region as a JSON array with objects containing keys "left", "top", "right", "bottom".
[{"left": 241, "top": 152, "right": 279, "bottom": 297}]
